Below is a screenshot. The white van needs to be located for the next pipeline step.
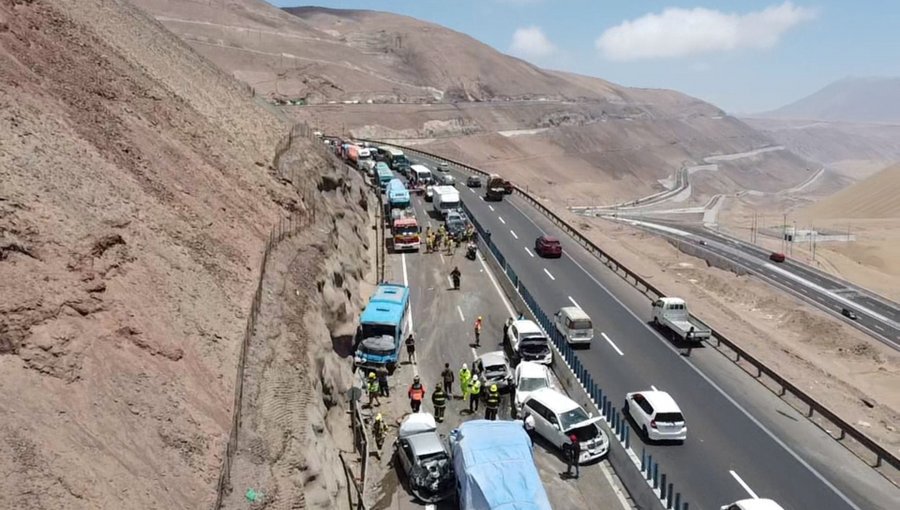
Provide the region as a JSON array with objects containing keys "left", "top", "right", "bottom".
[
  {"left": 554, "top": 306, "right": 593, "bottom": 347},
  {"left": 522, "top": 388, "right": 609, "bottom": 463}
]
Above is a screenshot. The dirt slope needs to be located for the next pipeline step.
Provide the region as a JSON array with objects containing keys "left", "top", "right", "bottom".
[
  {"left": 0, "top": 1, "right": 367, "bottom": 508},
  {"left": 801, "top": 163, "right": 900, "bottom": 219}
]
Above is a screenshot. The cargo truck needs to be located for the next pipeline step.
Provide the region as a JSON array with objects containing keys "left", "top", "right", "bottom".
[
  {"left": 450, "top": 420, "right": 552, "bottom": 510},
  {"left": 432, "top": 185, "right": 460, "bottom": 219},
  {"left": 485, "top": 174, "right": 506, "bottom": 201},
  {"left": 651, "top": 297, "right": 711, "bottom": 343}
]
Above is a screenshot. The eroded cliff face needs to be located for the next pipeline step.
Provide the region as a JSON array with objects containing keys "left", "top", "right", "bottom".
[{"left": 0, "top": 1, "right": 371, "bottom": 508}]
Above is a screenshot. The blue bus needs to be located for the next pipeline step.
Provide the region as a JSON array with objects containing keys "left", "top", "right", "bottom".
[
  {"left": 387, "top": 178, "right": 410, "bottom": 209},
  {"left": 354, "top": 283, "right": 410, "bottom": 374},
  {"left": 375, "top": 163, "right": 393, "bottom": 190}
]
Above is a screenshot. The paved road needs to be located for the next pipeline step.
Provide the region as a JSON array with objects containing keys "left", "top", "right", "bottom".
[
  {"left": 406, "top": 155, "right": 900, "bottom": 510},
  {"left": 371, "top": 179, "right": 629, "bottom": 510},
  {"left": 643, "top": 220, "right": 900, "bottom": 349}
]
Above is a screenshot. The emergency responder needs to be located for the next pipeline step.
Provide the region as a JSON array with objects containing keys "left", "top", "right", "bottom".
[
  {"left": 459, "top": 363, "right": 471, "bottom": 401},
  {"left": 405, "top": 333, "right": 416, "bottom": 364},
  {"left": 372, "top": 413, "right": 386, "bottom": 454},
  {"left": 468, "top": 375, "right": 482, "bottom": 414},
  {"left": 407, "top": 375, "right": 426, "bottom": 413},
  {"left": 377, "top": 368, "right": 389, "bottom": 398},
  {"left": 444, "top": 233, "right": 453, "bottom": 255},
  {"left": 484, "top": 384, "right": 500, "bottom": 420},
  {"left": 473, "top": 316, "right": 483, "bottom": 347},
  {"left": 441, "top": 362, "right": 455, "bottom": 397},
  {"left": 565, "top": 434, "right": 581, "bottom": 479},
  {"left": 367, "top": 372, "right": 380, "bottom": 408},
  {"left": 432, "top": 382, "right": 448, "bottom": 422}
]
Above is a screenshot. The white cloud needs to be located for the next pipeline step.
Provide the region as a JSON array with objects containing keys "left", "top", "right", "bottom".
[
  {"left": 510, "top": 26, "right": 557, "bottom": 59},
  {"left": 596, "top": 2, "right": 816, "bottom": 61}
]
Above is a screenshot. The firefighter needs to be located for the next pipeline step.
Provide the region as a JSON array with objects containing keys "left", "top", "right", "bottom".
[
  {"left": 432, "top": 383, "right": 448, "bottom": 422},
  {"left": 485, "top": 384, "right": 501, "bottom": 420},
  {"left": 372, "top": 413, "right": 386, "bottom": 453},
  {"left": 407, "top": 375, "right": 426, "bottom": 413},
  {"left": 367, "top": 372, "right": 380, "bottom": 408},
  {"left": 459, "top": 363, "right": 472, "bottom": 401},
  {"left": 468, "top": 376, "right": 482, "bottom": 414}
]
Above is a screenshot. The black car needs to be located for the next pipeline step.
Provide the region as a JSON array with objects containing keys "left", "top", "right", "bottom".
[
  {"left": 466, "top": 175, "right": 482, "bottom": 188},
  {"left": 841, "top": 308, "right": 858, "bottom": 320}
]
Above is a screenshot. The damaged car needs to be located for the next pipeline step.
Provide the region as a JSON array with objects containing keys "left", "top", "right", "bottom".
[{"left": 394, "top": 413, "right": 455, "bottom": 503}]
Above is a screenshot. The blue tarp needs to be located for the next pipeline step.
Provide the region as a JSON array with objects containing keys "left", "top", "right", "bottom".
[{"left": 451, "top": 420, "right": 553, "bottom": 510}]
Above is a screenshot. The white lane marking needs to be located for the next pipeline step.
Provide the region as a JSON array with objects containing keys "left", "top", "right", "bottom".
[
  {"left": 488, "top": 205, "right": 495, "bottom": 212},
  {"left": 425, "top": 505, "right": 435, "bottom": 510},
  {"left": 599, "top": 461, "right": 632, "bottom": 510},
  {"left": 799, "top": 287, "right": 809, "bottom": 294},
  {"left": 601, "top": 332, "right": 624, "bottom": 356},
  {"left": 477, "top": 246, "right": 516, "bottom": 317},
  {"left": 471, "top": 347, "right": 479, "bottom": 359},
  {"left": 498, "top": 216, "right": 506, "bottom": 225},
  {"left": 469, "top": 188, "right": 475, "bottom": 193},
  {"left": 510, "top": 230, "right": 518, "bottom": 239},
  {"left": 543, "top": 268, "right": 555, "bottom": 280},
  {"left": 482, "top": 196, "right": 867, "bottom": 509},
  {"left": 729, "top": 470, "right": 759, "bottom": 499},
  {"left": 457, "top": 306, "right": 465, "bottom": 322},
  {"left": 874, "top": 324, "right": 885, "bottom": 332},
  {"left": 568, "top": 296, "right": 582, "bottom": 309},
  {"left": 447, "top": 275, "right": 454, "bottom": 287},
  {"left": 479, "top": 196, "right": 485, "bottom": 201},
  {"left": 525, "top": 247, "right": 535, "bottom": 258},
  {"left": 650, "top": 385, "right": 658, "bottom": 391},
  {"left": 439, "top": 253, "right": 446, "bottom": 264}
]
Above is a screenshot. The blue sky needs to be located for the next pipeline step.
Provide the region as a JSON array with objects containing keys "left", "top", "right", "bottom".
[{"left": 270, "top": 1, "right": 900, "bottom": 113}]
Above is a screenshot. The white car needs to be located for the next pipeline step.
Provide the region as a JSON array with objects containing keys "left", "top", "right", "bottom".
[
  {"left": 522, "top": 388, "right": 609, "bottom": 463},
  {"left": 514, "top": 362, "right": 552, "bottom": 417},
  {"left": 505, "top": 319, "right": 552, "bottom": 365},
  {"left": 624, "top": 390, "right": 687, "bottom": 443},
  {"left": 425, "top": 185, "right": 434, "bottom": 202},
  {"left": 720, "top": 499, "right": 785, "bottom": 510},
  {"left": 437, "top": 161, "right": 450, "bottom": 173}
]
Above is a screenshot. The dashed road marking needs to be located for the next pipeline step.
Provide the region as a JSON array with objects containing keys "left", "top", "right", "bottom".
[
  {"left": 568, "top": 296, "right": 582, "bottom": 309},
  {"left": 439, "top": 253, "right": 446, "bottom": 264},
  {"left": 650, "top": 385, "right": 658, "bottom": 391},
  {"left": 601, "top": 332, "right": 624, "bottom": 356},
  {"left": 729, "top": 470, "right": 759, "bottom": 499},
  {"left": 525, "top": 247, "right": 535, "bottom": 258},
  {"left": 498, "top": 216, "right": 506, "bottom": 225},
  {"left": 543, "top": 268, "right": 555, "bottom": 280},
  {"left": 457, "top": 305, "right": 465, "bottom": 322},
  {"left": 488, "top": 205, "right": 495, "bottom": 212},
  {"left": 510, "top": 230, "right": 518, "bottom": 239}
]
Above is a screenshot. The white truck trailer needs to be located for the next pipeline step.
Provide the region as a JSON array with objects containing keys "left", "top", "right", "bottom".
[
  {"left": 432, "top": 185, "right": 460, "bottom": 218},
  {"left": 651, "top": 297, "right": 711, "bottom": 343}
]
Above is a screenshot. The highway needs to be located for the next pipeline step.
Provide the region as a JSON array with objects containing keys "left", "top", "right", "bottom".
[
  {"left": 630, "top": 220, "right": 900, "bottom": 349},
  {"left": 406, "top": 153, "right": 900, "bottom": 510},
  {"left": 371, "top": 180, "right": 629, "bottom": 510}
]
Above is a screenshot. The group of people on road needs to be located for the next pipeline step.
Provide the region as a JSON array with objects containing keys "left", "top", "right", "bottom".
[{"left": 423, "top": 224, "right": 477, "bottom": 255}]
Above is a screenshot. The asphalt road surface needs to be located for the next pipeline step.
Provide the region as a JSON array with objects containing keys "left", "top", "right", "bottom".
[{"left": 404, "top": 154, "right": 900, "bottom": 510}]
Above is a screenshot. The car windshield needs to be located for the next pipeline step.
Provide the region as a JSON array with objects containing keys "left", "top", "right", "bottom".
[
  {"left": 361, "top": 323, "right": 395, "bottom": 339},
  {"left": 559, "top": 407, "right": 591, "bottom": 430},
  {"left": 517, "top": 377, "right": 548, "bottom": 392},
  {"left": 396, "top": 226, "right": 418, "bottom": 235},
  {"left": 485, "top": 364, "right": 507, "bottom": 376}
]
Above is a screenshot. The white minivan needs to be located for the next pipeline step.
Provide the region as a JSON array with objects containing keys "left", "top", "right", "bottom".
[
  {"left": 554, "top": 306, "right": 593, "bottom": 347},
  {"left": 522, "top": 388, "right": 609, "bottom": 463}
]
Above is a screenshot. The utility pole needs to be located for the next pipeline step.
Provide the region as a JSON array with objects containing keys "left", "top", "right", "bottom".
[{"left": 782, "top": 213, "right": 787, "bottom": 253}]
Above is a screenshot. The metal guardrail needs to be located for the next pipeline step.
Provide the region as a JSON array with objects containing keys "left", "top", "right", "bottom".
[{"left": 355, "top": 138, "right": 900, "bottom": 483}]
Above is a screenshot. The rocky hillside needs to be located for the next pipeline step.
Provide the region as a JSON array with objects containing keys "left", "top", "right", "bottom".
[
  {"left": 759, "top": 77, "right": 900, "bottom": 124},
  {"left": 0, "top": 1, "right": 368, "bottom": 508}
]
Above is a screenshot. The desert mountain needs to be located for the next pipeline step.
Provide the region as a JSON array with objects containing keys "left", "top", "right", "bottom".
[
  {"left": 759, "top": 77, "right": 900, "bottom": 124},
  {"left": 135, "top": 0, "right": 813, "bottom": 205},
  {"left": 1, "top": 0, "right": 367, "bottom": 508},
  {"left": 800, "top": 162, "right": 900, "bottom": 220}
]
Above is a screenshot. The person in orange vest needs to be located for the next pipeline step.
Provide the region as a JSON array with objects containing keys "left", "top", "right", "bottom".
[{"left": 407, "top": 375, "right": 426, "bottom": 413}]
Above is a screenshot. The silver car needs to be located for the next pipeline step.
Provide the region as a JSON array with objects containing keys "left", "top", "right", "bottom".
[
  {"left": 394, "top": 413, "right": 454, "bottom": 503},
  {"left": 473, "top": 351, "right": 514, "bottom": 393}
]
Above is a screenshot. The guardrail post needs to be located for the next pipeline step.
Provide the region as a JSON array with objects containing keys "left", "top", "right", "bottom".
[
  {"left": 681, "top": 500, "right": 687, "bottom": 510},
  {"left": 667, "top": 483, "right": 674, "bottom": 509},
  {"left": 653, "top": 462, "right": 659, "bottom": 489},
  {"left": 646, "top": 455, "right": 653, "bottom": 480},
  {"left": 660, "top": 474, "right": 667, "bottom": 500},
  {"left": 674, "top": 492, "right": 681, "bottom": 510},
  {"left": 624, "top": 424, "right": 631, "bottom": 449},
  {"left": 641, "top": 447, "right": 646, "bottom": 472}
]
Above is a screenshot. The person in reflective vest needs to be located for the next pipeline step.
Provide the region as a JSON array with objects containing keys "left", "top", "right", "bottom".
[
  {"left": 407, "top": 375, "right": 426, "bottom": 413},
  {"left": 468, "top": 376, "right": 482, "bottom": 413},
  {"left": 367, "top": 372, "right": 380, "bottom": 408},
  {"left": 484, "top": 384, "right": 500, "bottom": 420},
  {"left": 459, "top": 363, "right": 471, "bottom": 401},
  {"left": 372, "top": 413, "right": 386, "bottom": 453},
  {"left": 432, "top": 383, "right": 448, "bottom": 422}
]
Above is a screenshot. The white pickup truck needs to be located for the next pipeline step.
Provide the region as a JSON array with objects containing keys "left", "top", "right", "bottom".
[{"left": 651, "top": 297, "right": 711, "bottom": 343}]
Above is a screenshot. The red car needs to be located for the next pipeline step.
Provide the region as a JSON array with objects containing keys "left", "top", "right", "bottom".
[
  {"left": 535, "top": 235, "right": 562, "bottom": 258},
  {"left": 769, "top": 252, "right": 786, "bottom": 263}
]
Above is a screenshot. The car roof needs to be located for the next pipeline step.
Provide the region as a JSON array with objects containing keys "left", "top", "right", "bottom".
[
  {"left": 478, "top": 350, "right": 508, "bottom": 366},
  {"left": 516, "top": 361, "right": 550, "bottom": 379},
  {"left": 730, "top": 499, "right": 785, "bottom": 510},
  {"left": 539, "top": 235, "right": 560, "bottom": 243},
  {"left": 558, "top": 306, "right": 590, "bottom": 321},
  {"left": 527, "top": 388, "right": 580, "bottom": 414},
  {"left": 633, "top": 390, "right": 681, "bottom": 412},
  {"left": 511, "top": 320, "right": 542, "bottom": 335},
  {"left": 406, "top": 432, "right": 446, "bottom": 458}
]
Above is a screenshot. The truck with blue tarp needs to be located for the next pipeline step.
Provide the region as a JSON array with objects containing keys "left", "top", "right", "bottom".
[
  {"left": 354, "top": 283, "right": 410, "bottom": 374},
  {"left": 450, "top": 420, "right": 553, "bottom": 510}
]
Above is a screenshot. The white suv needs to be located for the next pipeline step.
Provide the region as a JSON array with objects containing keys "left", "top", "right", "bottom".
[
  {"left": 513, "top": 362, "right": 553, "bottom": 417},
  {"left": 624, "top": 390, "right": 687, "bottom": 443},
  {"left": 522, "top": 388, "right": 609, "bottom": 463},
  {"left": 506, "top": 319, "right": 552, "bottom": 365}
]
